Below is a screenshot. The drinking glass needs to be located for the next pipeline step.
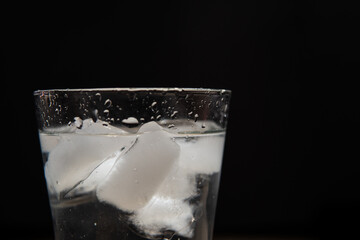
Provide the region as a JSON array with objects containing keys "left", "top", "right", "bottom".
[{"left": 34, "top": 88, "right": 231, "bottom": 240}]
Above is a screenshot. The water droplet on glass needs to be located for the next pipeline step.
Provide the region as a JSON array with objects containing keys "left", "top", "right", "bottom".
[
  {"left": 224, "top": 104, "right": 229, "bottom": 111},
  {"left": 103, "top": 109, "right": 110, "bottom": 117},
  {"left": 201, "top": 123, "right": 206, "bottom": 128},
  {"left": 104, "top": 99, "right": 112, "bottom": 108},
  {"left": 170, "top": 111, "right": 178, "bottom": 118},
  {"left": 74, "top": 117, "right": 83, "bottom": 129},
  {"left": 156, "top": 115, "right": 162, "bottom": 120},
  {"left": 168, "top": 124, "right": 175, "bottom": 128},
  {"left": 194, "top": 114, "right": 199, "bottom": 122},
  {"left": 94, "top": 223, "right": 97, "bottom": 226},
  {"left": 151, "top": 101, "right": 157, "bottom": 107},
  {"left": 122, "top": 117, "right": 139, "bottom": 125},
  {"left": 95, "top": 93, "right": 102, "bottom": 101},
  {"left": 91, "top": 109, "right": 99, "bottom": 122}
]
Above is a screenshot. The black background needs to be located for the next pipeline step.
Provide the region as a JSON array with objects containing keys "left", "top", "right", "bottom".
[{"left": 1, "top": 0, "right": 359, "bottom": 239}]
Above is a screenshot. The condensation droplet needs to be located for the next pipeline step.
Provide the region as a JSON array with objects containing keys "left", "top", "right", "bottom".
[
  {"left": 95, "top": 93, "right": 102, "bottom": 101},
  {"left": 194, "top": 114, "right": 199, "bottom": 122},
  {"left": 122, "top": 117, "right": 139, "bottom": 125},
  {"left": 201, "top": 123, "right": 206, "bottom": 128},
  {"left": 92, "top": 109, "right": 99, "bottom": 122},
  {"left": 224, "top": 104, "right": 228, "bottom": 112},
  {"left": 170, "top": 111, "right": 178, "bottom": 118},
  {"left": 104, "top": 99, "right": 112, "bottom": 108},
  {"left": 103, "top": 109, "right": 110, "bottom": 117},
  {"left": 151, "top": 101, "right": 157, "bottom": 107},
  {"left": 74, "top": 117, "right": 83, "bottom": 129},
  {"left": 168, "top": 124, "right": 175, "bottom": 128}
]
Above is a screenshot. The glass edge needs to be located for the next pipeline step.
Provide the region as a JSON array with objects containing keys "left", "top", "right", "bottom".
[{"left": 33, "top": 87, "right": 231, "bottom": 96}]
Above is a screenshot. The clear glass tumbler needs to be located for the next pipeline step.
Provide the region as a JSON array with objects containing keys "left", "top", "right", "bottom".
[{"left": 34, "top": 88, "right": 231, "bottom": 240}]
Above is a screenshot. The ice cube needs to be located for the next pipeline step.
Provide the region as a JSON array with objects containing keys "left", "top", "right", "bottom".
[
  {"left": 130, "top": 196, "right": 194, "bottom": 238},
  {"left": 44, "top": 120, "right": 135, "bottom": 195},
  {"left": 96, "top": 122, "right": 180, "bottom": 211},
  {"left": 39, "top": 133, "right": 60, "bottom": 153},
  {"left": 177, "top": 134, "right": 225, "bottom": 174},
  {"left": 138, "top": 121, "right": 162, "bottom": 133},
  {"left": 64, "top": 150, "right": 122, "bottom": 197},
  {"left": 155, "top": 164, "right": 196, "bottom": 200}
]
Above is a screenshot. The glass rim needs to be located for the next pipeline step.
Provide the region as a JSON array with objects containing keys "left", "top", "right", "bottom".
[{"left": 33, "top": 87, "right": 231, "bottom": 96}]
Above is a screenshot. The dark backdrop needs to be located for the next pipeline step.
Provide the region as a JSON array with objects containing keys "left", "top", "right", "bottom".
[{"left": 2, "top": 0, "right": 359, "bottom": 239}]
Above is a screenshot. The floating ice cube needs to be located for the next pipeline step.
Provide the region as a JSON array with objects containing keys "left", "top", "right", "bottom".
[
  {"left": 39, "top": 134, "right": 60, "bottom": 153},
  {"left": 130, "top": 196, "right": 194, "bottom": 238},
  {"left": 64, "top": 150, "right": 122, "bottom": 197},
  {"left": 138, "top": 121, "right": 162, "bottom": 133},
  {"left": 44, "top": 119, "right": 135, "bottom": 195},
  {"left": 96, "top": 122, "right": 180, "bottom": 211},
  {"left": 155, "top": 164, "right": 196, "bottom": 200},
  {"left": 176, "top": 133, "right": 225, "bottom": 174}
]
